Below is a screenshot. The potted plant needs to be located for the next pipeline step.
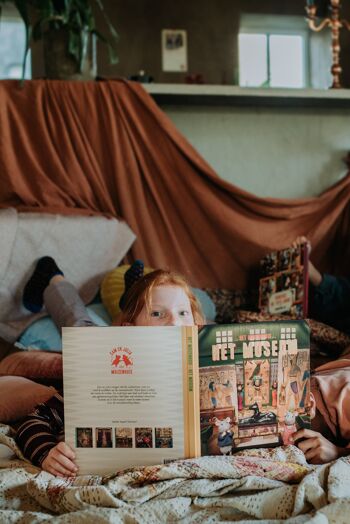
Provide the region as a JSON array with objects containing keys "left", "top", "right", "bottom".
[{"left": 0, "top": 0, "right": 118, "bottom": 80}]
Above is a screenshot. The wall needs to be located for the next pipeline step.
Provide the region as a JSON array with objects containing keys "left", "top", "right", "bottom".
[
  {"left": 95, "top": 0, "right": 350, "bottom": 87},
  {"left": 30, "top": 0, "right": 350, "bottom": 199},
  {"left": 159, "top": 101, "right": 350, "bottom": 199}
]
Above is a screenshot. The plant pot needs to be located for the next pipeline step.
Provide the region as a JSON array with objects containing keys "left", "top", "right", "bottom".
[{"left": 42, "top": 27, "right": 97, "bottom": 81}]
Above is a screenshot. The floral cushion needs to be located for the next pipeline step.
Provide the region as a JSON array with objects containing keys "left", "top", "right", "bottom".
[{"left": 205, "top": 288, "right": 257, "bottom": 323}]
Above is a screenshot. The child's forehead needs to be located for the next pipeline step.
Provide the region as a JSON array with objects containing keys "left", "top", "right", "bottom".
[{"left": 150, "top": 285, "right": 189, "bottom": 302}]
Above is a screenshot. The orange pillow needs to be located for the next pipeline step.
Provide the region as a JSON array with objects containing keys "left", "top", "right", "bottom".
[
  {"left": 0, "top": 376, "right": 56, "bottom": 422},
  {"left": 0, "top": 350, "right": 62, "bottom": 379}
]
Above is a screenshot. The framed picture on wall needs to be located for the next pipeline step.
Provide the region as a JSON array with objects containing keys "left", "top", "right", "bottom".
[{"left": 161, "top": 29, "right": 188, "bottom": 72}]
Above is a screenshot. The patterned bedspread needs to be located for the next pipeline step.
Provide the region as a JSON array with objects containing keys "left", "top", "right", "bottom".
[{"left": 0, "top": 424, "right": 349, "bottom": 523}]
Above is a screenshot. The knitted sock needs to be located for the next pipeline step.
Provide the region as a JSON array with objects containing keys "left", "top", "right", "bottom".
[
  {"left": 119, "top": 260, "right": 144, "bottom": 310},
  {"left": 23, "top": 256, "right": 64, "bottom": 313}
]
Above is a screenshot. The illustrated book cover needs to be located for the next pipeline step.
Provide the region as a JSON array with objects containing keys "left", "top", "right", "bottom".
[
  {"left": 258, "top": 243, "right": 309, "bottom": 318},
  {"left": 63, "top": 321, "right": 310, "bottom": 474},
  {"left": 198, "top": 321, "right": 310, "bottom": 454}
]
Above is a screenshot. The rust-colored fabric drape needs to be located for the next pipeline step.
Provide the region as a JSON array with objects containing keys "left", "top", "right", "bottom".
[{"left": 0, "top": 79, "right": 349, "bottom": 288}]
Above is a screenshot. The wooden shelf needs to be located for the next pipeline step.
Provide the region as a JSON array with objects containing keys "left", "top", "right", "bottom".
[{"left": 143, "top": 84, "right": 350, "bottom": 108}]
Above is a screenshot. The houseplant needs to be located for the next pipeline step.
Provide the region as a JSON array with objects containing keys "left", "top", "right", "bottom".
[{"left": 0, "top": 0, "right": 118, "bottom": 80}]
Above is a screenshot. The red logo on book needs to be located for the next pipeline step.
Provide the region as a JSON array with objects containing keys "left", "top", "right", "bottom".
[{"left": 110, "top": 347, "right": 133, "bottom": 375}]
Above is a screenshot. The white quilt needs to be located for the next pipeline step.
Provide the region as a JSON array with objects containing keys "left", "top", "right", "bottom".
[{"left": 0, "top": 208, "right": 135, "bottom": 342}]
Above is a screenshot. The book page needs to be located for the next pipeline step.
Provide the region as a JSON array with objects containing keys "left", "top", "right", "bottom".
[{"left": 63, "top": 326, "right": 195, "bottom": 475}]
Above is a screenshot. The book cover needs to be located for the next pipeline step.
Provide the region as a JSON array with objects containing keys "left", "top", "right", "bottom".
[
  {"left": 198, "top": 321, "right": 310, "bottom": 454},
  {"left": 62, "top": 326, "right": 200, "bottom": 475},
  {"left": 63, "top": 321, "right": 310, "bottom": 474},
  {"left": 258, "top": 243, "right": 309, "bottom": 318}
]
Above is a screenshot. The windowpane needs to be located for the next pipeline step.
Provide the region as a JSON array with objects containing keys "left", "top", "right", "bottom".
[
  {"left": 269, "top": 35, "right": 303, "bottom": 88},
  {"left": 0, "top": 19, "right": 31, "bottom": 79},
  {"left": 238, "top": 33, "right": 267, "bottom": 87}
]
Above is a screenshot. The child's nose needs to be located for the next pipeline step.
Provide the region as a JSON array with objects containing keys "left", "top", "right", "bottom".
[{"left": 166, "top": 312, "right": 181, "bottom": 326}]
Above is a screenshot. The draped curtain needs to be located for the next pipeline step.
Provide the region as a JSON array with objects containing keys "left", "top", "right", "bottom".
[{"left": 0, "top": 79, "right": 349, "bottom": 288}]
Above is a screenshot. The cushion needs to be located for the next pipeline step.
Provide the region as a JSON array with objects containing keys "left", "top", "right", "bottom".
[
  {"left": 0, "top": 376, "right": 56, "bottom": 422},
  {"left": 18, "top": 302, "right": 112, "bottom": 351},
  {"left": 192, "top": 288, "right": 216, "bottom": 322},
  {"left": 100, "top": 265, "right": 155, "bottom": 321},
  {"left": 205, "top": 288, "right": 257, "bottom": 323},
  {"left": 0, "top": 350, "right": 62, "bottom": 379}
]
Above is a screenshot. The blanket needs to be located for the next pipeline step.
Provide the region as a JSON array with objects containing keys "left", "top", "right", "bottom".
[
  {"left": 1, "top": 80, "right": 350, "bottom": 289},
  {"left": 0, "top": 208, "right": 135, "bottom": 343},
  {"left": 1, "top": 425, "right": 350, "bottom": 523},
  {"left": 312, "top": 358, "right": 350, "bottom": 444}
]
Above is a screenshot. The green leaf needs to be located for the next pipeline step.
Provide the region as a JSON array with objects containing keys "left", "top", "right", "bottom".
[
  {"left": 93, "top": 0, "right": 118, "bottom": 41},
  {"left": 68, "top": 28, "right": 81, "bottom": 64}
]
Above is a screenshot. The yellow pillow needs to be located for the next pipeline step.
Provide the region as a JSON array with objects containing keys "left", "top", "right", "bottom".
[{"left": 101, "top": 265, "right": 154, "bottom": 321}]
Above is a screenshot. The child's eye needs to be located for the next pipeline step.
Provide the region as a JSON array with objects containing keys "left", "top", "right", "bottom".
[
  {"left": 179, "top": 310, "right": 189, "bottom": 317},
  {"left": 150, "top": 311, "right": 163, "bottom": 318}
]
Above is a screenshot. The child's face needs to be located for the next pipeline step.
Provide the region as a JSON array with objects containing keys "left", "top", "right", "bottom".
[{"left": 134, "top": 285, "right": 194, "bottom": 326}]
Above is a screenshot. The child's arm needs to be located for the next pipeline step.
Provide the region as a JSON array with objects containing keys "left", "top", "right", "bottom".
[
  {"left": 293, "top": 428, "right": 350, "bottom": 464},
  {"left": 15, "top": 393, "right": 78, "bottom": 476}
]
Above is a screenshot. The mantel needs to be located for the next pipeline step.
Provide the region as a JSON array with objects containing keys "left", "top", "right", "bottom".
[{"left": 143, "top": 83, "right": 350, "bottom": 108}]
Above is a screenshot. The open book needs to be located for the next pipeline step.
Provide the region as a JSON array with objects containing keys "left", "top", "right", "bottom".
[
  {"left": 63, "top": 321, "right": 310, "bottom": 475},
  {"left": 258, "top": 243, "right": 309, "bottom": 318}
]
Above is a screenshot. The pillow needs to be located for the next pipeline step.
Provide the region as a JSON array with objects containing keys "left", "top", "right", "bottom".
[
  {"left": 18, "top": 302, "right": 112, "bottom": 351},
  {"left": 100, "top": 265, "right": 154, "bottom": 321},
  {"left": 205, "top": 288, "right": 257, "bottom": 323},
  {"left": 192, "top": 288, "right": 216, "bottom": 322},
  {"left": 0, "top": 350, "right": 62, "bottom": 379},
  {"left": 0, "top": 376, "right": 56, "bottom": 422}
]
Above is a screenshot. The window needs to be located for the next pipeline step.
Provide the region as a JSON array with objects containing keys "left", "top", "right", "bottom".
[
  {"left": 238, "top": 14, "right": 309, "bottom": 88},
  {"left": 0, "top": 5, "right": 31, "bottom": 79}
]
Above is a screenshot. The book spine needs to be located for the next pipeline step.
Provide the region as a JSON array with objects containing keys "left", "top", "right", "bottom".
[
  {"left": 182, "top": 326, "right": 201, "bottom": 458},
  {"left": 303, "top": 243, "right": 309, "bottom": 318}
]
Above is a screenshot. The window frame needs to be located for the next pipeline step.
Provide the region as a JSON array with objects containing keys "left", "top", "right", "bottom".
[
  {"left": 0, "top": 4, "right": 31, "bottom": 79},
  {"left": 238, "top": 14, "right": 310, "bottom": 89}
]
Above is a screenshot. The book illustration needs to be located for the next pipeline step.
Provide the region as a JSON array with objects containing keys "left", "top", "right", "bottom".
[
  {"left": 76, "top": 428, "right": 93, "bottom": 448},
  {"left": 155, "top": 428, "right": 173, "bottom": 448},
  {"left": 135, "top": 427, "right": 153, "bottom": 448},
  {"left": 96, "top": 427, "right": 113, "bottom": 448},
  {"left": 198, "top": 322, "right": 310, "bottom": 453},
  {"left": 259, "top": 243, "right": 309, "bottom": 318},
  {"left": 115, "top": 427, "right": 133, "bottom": 448}
]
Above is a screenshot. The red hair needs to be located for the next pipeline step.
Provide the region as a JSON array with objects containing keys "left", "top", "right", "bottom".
[{"left": 118, "top": 269, "right": 204, "bottom": 325}]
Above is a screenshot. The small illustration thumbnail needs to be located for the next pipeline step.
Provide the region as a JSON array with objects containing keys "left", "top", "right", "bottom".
[
  {"left": 135, "top": 427, "right": 153, "bottom": 448},
  {"left": 155, "top": 427, "right": 173, "bottom": 448},
  {"left": 115, "top": 427, "right": 133, "bottom": 448},
  {"left": 76, "top": 427, "right": 93, "bottom": 448},
  {"left": 96, "top": 427, "right": 113, "bottom": 448}
]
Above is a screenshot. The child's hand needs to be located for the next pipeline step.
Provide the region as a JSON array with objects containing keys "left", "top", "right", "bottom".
[
  {"left": 293, "top": 428, "right": 345, "bottom": 464},
  {"left": 292, "top": 236, "right": 310, "bottom": 254},
  {"left": 41, "top": 442, "right": 78, "bottom": 477}
]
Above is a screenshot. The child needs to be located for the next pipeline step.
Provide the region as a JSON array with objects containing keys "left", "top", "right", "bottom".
[
  {"left": 15, "top": 258, "right": 204, "bottom": 477},
  {"left": 293, "top": 236, "right": 350, "bottom": 335}
]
